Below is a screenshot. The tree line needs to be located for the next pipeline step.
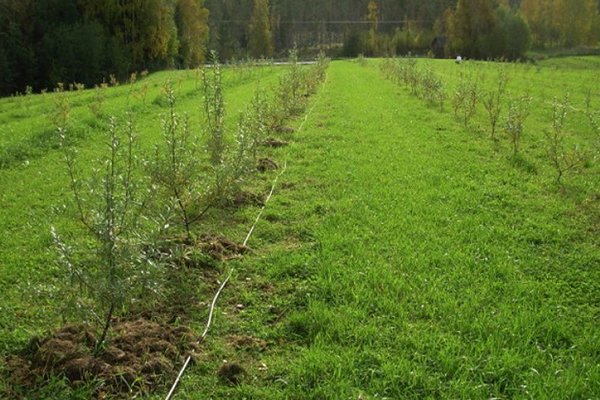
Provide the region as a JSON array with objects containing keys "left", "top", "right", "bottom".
[
  {"left": 1, "top": 0, "right": 599, "bottom": 96},
  {"left": 0, "top": 0, "right": 209, "bottom": 95}
]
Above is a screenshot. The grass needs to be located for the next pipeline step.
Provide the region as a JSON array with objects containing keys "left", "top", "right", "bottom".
[{"left": 1, "top": 57, "right": 600, "bottom": 399}]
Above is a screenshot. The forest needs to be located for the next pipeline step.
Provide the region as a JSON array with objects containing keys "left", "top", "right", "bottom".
[{"left": 1, "top": 0, "right": 599, "bottom": 95}]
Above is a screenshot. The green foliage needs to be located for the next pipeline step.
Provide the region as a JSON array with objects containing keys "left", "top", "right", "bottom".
[
  {"left": 244, "top": 87, "right": 270, "bottom": 162},
  {"left": 504, "top": 94, "right": 532, "bottom": 155},
  {"left": 248, "top": 0, "right": 274, "bottom": 58},
  {"left": 39, "top": 21, "right": 107, "bottom": 88},
  {"left": 54, "top": 115, "right": 159, "bottom": 350},
  {"left": 203, "top": 52, "right": 227, "bottom": 168},
  {"left": 49, "top": 83, "right": 71, "bottom": 132},
  {"left": 88, "top": 84, "right": 108, "bottom": 119},
  {"left": 521, "top": 0, "right": 599, "bottom": 48},
  {"left": 167, "top": 60, "right": 600, "bottom": 399},
  {"left": 482, "top": 6, "right": 531, "bottom": 60},
  {"left": 419, "top": 68, "right": 446, "bottom": 110},
  {"left": 380, "top": 57, "right": 446, "bottom": 111},
  {"left": 585, "top": 91, "right": 600, "bottom": 152},
  {"left": 449, "top": 0, "right": 496, "bottom": 58},
  {"left": 150, "top": 82, "right": 207, "bottom": 239},
  {"left": 0, "top": 0, "right": 209, "bottom": 95},
  {"left": 341, "top": 31, "right": 362, "bottom": 58},
  {"left": 275, "top": 48, "right": 307, "bottom": 122},
  {"left": 483, "top": 67, "right": 509, "bottom": 139},
  {"left": 452, "top": 72, "right": 481, "bottom": 127},
  {"left": 175, "top": 0, "right": 210, "bottom": 68},
  {"left": 545, "top": 95, "right": 586, "bottom": 185}
]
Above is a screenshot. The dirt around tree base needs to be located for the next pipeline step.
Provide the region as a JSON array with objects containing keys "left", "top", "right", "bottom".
[
  {"left": 197, "top": 234, "right": 250, "bottom": 261},
  {"left": 257, "top": 158, "right": 279, "bottom": 172},
  {"left": 232, "top": 191, "right": 265, "bottom": 207},
  {"left": 5, "top": 319, "right": 199, "bottom": 398},
  {"left": 272, "top": 125, "right": 295, "bottom": 134},
  {"left": 261, "top": 138, "right": 288, "bottom": 148}
]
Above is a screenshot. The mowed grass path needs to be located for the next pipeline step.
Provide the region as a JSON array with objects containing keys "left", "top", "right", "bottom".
[{"left": 179, "top": 61, "right": 599, "bottom": 399}]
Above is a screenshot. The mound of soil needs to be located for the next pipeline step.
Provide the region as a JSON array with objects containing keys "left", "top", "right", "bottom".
[
  {"left": 232, "top": 191, "right": 265, "bottom": 207},
  {"left": 6, "top": 319, "right": 199, "bottom": 397},
  {"left": 261, "top": 138, "right": 288, "bottom": 148},
  {"left": 272, "top": 125, "right": 295, "bottom": 134},
  {"left": 229, "top": 335, "right": 268, "bottom": 352},
  {"left": 197, "top": 234, "right": 250, "bottom": 261},
  {"left": 217, "top": 362, "right": 245, "bottom": 385},
  {"left": 257, "top": 158, "right": 279, "bottom": 173}
]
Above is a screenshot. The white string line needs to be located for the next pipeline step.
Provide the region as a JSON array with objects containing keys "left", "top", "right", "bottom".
[
  {"left": 165, "top": 68, "right": 327, "bottom": 400},
  {"left": 164, "top": 163, "right": 286, "bottom": 400},
  {"left": 165, "top": 270, "right": 232, "bottom": 400},
  {"left": 244, "top": 161, "right": 288, "bottom": 247}
]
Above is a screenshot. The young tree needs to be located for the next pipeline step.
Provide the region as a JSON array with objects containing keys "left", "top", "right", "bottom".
[
  {"left": 248, "top": 0, "right": 274, "bottom": 58},
  {"left": 546, "top": 95, "right": 586, "bottom": 185},
  {"left": 54, "top": 114, "right": 159, "bottom": 351}
]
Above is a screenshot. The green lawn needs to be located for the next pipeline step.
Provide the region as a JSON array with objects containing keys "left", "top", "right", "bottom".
[{"left": 1, "top": 58, "right": 599, "bottom": 399}]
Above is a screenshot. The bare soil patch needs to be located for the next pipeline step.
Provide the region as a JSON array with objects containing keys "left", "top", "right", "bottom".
[
  {"left": 232, "top": 191, "right": 265, "bottom": 207},
  {"left": 5, "top": 319, "right": 199, "bottom": 397},
  {"left": 272, "top": 125, "right": 295, "bottom": 134},
  {"left": 197, "top": 234, "right": 250, "bottom": 261},
  {"left": 257, "top": 158, "right": 279, "bottom": 172},
  {"left": 262, "top": 138, "right": 288, "bottom": 148}
]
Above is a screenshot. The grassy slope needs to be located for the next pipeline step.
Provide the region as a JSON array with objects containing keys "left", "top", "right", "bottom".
[{"left": 171, "top": 60, "right": 599, "bottom": 399}]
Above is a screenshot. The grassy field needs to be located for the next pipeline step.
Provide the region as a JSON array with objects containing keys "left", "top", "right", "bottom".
[{"left": 1, "top": 57, "right": 599, "bottom": 399}]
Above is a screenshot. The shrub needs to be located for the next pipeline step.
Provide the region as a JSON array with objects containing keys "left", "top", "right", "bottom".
[
  {"left": 246, "top": 87, "right": 270, "bottom": 162},
  {"left": 89, "top": 84, "right": 107, "bottom": 118},
  {"left": 276, "top": 48, "right": 306, "bottom": 120},
  {"left": 150, "top": 81, "right": 208, "bottom": 240},
  {"left": 545, "top": 95, "right": 586, "bottom": 185},
  {"left": 54, "top": 114, "right": 160, "bottom": 351},
  {"left": 585, "top": 91, "right": 600, "bottom": 157},
  {"left": 453, "top": 73, "right": 481, "bottom": 127},
  {"left": 483, "top": 68, "right": 509, "bottom": 139},
  {"left": 49, "top": 83, "right": 70, "bottom": 131},
  {"left": 203, "top": 51, "right": 226, "bottom": 166},
  {"left": 419, "top": 68, "right": 446, "bottom": 110},
  {"left": 504, "top": 94, "right": 532, "bottom": 155}
]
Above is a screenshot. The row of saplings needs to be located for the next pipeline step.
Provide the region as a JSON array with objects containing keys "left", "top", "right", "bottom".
[
  {"left": 380, "top": 58, "right": 600, "bottom": 187},
  {"left": 6, "top": 51, "right": 329, "bottom": 398}
]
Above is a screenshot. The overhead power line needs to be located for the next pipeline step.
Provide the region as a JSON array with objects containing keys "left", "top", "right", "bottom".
[{"left": 215, "top": 19, "right": 433, "bottom": 25}]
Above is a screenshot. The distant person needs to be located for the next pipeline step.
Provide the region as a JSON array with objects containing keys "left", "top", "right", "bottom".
[{"left": 456, "top": 55, "right": 462, "bottom": 64}]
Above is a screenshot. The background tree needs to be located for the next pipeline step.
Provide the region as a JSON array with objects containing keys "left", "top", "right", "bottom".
[
  {"left": 366, "top": 0, "right": 379, "bottom": 56},
  {"left": 554, "top": 0, "right": 598, "bottom": 46},
  {"left": 248, "top": 0, "right": 274, "bottom": 58},
  {"left": 175, "top": 0, "right": 210, "bottom": 68},
  {"left": 521, "top": 0, "right": 600, "bottom": 47},
  {"left": 449, "top": 0, "right": 496, "bottom": 58},
  {"left": 482, "top": 5, "right": 531, "bottom": 59}
]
